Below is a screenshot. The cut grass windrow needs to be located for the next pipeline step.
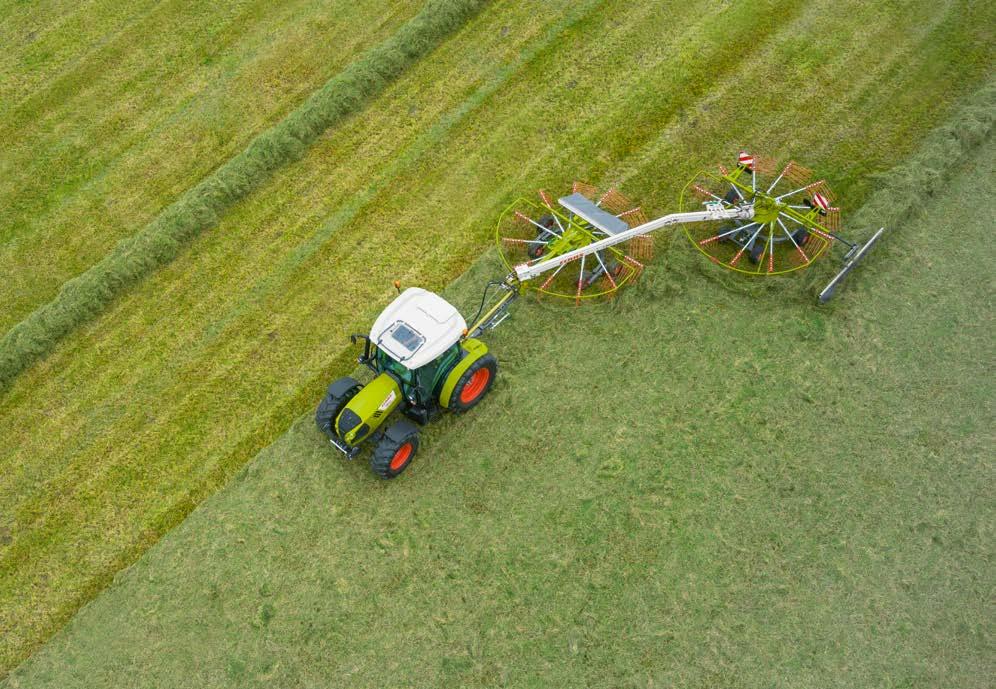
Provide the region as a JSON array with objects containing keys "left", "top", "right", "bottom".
[{"left": 0, "top": 0, "right": 489, "bottom": 394}]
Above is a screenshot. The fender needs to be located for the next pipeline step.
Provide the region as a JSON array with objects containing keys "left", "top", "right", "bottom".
[
  {"left": 439, "top": 338, "right": 489, "bottom": 409},
  {"left": 336, "top": 372, "right": 402, "bottom": 445}
]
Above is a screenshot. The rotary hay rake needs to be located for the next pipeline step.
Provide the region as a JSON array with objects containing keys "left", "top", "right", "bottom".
[{"left": 489, "top": 150, "right": 884, "bottom": 316}]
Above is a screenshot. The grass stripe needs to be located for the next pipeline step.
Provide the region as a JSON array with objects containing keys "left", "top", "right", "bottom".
[{"left": 0, "top": 0, "right": 490, "bottom": 395}]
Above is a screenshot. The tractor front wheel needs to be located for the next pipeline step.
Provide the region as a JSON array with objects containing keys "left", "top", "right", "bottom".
[
  {"left": 371, "top": 420, "right": 420, "bottom": 479},
  {"left": 316, "top": 377, "right": 361, "bottom": 438},
  {"left": 449, "top": 354, "right": 497, "bottom": 413}
]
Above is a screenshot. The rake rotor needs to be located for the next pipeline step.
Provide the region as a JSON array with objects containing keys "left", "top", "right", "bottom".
[
  {"left": 491, "top": 151, "right": 883, "bottom": 308},
  {"left": 496, "top": 184, "right": 654, "bottom": 303}
]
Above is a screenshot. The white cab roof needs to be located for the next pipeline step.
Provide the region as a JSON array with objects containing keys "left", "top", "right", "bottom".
[{"left": 370, "top": 288, "right": 467, "bottom": 370}]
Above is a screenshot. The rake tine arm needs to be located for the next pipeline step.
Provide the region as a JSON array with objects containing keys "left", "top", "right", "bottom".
[
  {"left": 730, "top": 224, "right": 765, "bottom": 267},
  {"left": 515, "top": 211, "right": 564, "bottom": 238},
  {"left": 699, "top": 221, "right": 760, "bottom": 246}
]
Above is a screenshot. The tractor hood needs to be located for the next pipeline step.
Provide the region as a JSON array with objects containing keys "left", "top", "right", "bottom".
[{"left": 370, "top": 288, "right": 467, "bottom": 370}]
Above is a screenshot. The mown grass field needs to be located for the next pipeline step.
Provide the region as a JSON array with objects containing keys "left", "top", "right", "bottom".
[
  {"left": 0, "top": 0, "right": 421, "bottom": 331},
  {"left": 1, "top": 0, "right": 993, "bottom": 677},
  {"left": 6, "top": 133, "right": 993, "bottom": 688}
]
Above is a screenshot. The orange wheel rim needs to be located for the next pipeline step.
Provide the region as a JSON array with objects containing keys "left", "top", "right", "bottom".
[
  {"left": 389, "top": 442, "right": 413, "bottom": 471},
  {"left": 460, "top": 368, "right": 490, "bottom": 404}
]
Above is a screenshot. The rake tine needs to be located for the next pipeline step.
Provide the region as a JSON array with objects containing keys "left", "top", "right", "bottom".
[{"left": 698, "top": 221, "right": 759, "bottom": 246}]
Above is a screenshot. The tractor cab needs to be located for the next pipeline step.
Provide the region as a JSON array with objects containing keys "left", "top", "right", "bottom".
[
  {"left": 368, "top": 288, "right": 467, "bottom": 415},
  {"left": 370, "top": 288, "right": 466, "bottom": 371}
]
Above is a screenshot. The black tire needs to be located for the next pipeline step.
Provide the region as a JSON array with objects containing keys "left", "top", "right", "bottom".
[
  {"left": 749, "top": 241, "right": 766, "bottom": 264},
  {"left": 448, "top": 354, "right": 497, "bottom": 413},
  {"left": 371, "top": 420, "right": 420, "bottom": 479},
  {"left": 315, "top": 377, "right": 360, "bottom": 438},
  {"left": 527, "top": 215, "right": 557, "bottom": 259}
]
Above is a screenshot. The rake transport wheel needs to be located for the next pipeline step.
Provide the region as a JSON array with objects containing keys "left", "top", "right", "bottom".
[
  {"left": 681, "top": 152, "right": 839, "bottom": 275},
  {"left": 315, "top": 376, "right": 361, "bottom": 438},
  {"left": 448, "top": 354, "right": 498, "bottom": 413},
  {"left": 371, "top": 420, "right": 420, "bottom": 479},
  {"left": 496, "top": 183, "right": 654, "bottom": 303}
]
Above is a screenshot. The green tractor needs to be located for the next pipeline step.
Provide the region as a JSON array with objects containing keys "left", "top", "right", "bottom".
[{"left": 316, "top": 286, "right": 511, "bottom": 478}]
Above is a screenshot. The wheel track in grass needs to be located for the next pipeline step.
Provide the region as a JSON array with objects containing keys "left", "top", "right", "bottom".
[
  {"left": 0, "top": 0, "right": 282, "bottom": 241},
  {"left": 0, "top": 0, "right": 491, "bottom": 672},
  {"left": 0, "top": 0, "right": 413, "bottom": 246},
  {"left": 69, "top": 0, "right": 793, "bottom": 484},
  {"left": 0, "top": 0, "right": 161, "bottom": 113},
  {"left": 0, "top": 0, "right": 812, "bottom": 636},
  {"left": 0, "top": 0, "right": 621, "bottom": 563},
  {"left": 199, "top": 0, "right": 614, "bottom": 343},
  {"left": 608, "top": 0, "right": 963, "bottom": 199},
  {"left": 1, "top": 0, "right": 980, "bottom": 520},
  {"left": 122, "top": 0, "right": 988, "bottom": 536},
  {"left": 0, "top": 0, "right": 964, "bottom": 560},
  {"left": 6, "top": 118, "right": 994, "bottom": 687}
]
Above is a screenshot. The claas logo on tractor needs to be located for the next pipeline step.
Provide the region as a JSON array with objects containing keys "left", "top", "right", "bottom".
[{"left": 318, "top": 151, "right": 885, "bottom": 479}]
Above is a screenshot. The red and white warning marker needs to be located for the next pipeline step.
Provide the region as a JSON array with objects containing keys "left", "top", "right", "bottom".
[
  {"left": 738, "top": 151, "right": 754, "bottom": 170},
  {"left": 811, "top": 193, "right": 830, "bottom": 212}
]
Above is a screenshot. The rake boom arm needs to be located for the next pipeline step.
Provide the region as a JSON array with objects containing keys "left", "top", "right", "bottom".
[{"left": 512, "top": 204, "right": 754, "bottom": 283}]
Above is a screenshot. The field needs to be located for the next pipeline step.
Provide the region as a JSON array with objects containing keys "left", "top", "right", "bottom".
[
  {"left": 6, "top": 132, "right": 994, "bottom": 688},
  {"left": 1, "top": 0, "right": 994, "bottom": 680},
  {"left": 0, "top": 0, "right": 422, "bottom": 332}
]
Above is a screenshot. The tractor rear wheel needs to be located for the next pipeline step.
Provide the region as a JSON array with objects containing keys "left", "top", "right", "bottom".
[
  {"left": 315, "top": 377, "right": 361, "bottom": 438},
  {"left": 371, "top": 420, "right": 420, "bottom": 479},
  {"left": 449, "top": 354, "right": 497, "bottom": 413}
]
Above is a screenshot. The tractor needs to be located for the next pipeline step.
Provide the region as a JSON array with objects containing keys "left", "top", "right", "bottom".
[{"left": 315, "top": 286, "right": 508, "bottom": 478}]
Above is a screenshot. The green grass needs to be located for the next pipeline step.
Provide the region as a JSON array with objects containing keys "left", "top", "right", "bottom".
[
  {"left": 0, "top": 0, "right": 488, "bottom": 392},
  {"left": 6, "top": 132, "right": 993, "bottom": 688},
  {"left": 1, "top": 0, "right": 993, "bottom": 677},
  {"left": 0, "top": 0, "right": 423, "bottom": 332}
]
